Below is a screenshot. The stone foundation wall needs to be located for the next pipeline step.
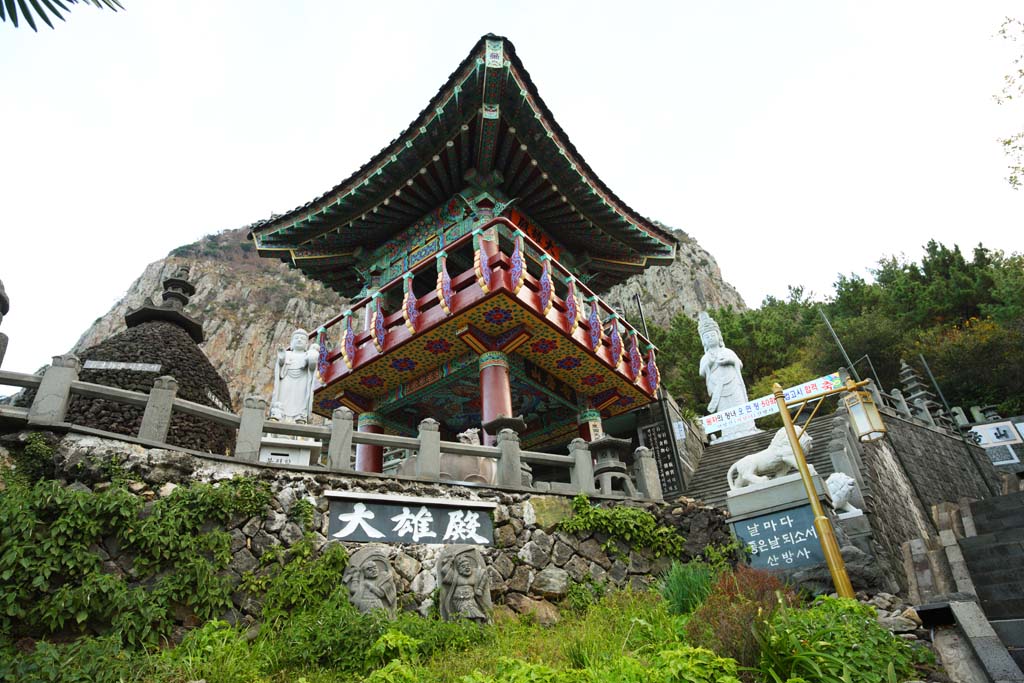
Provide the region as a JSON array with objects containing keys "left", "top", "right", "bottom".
[
  {"left": 874, "top": 409, "right": 1000, "bottom": 509},
  {"left": 858, "top": 409, "right": 1000, "bottom": 591},
  {"left": 37, "top": 432, "right": 733, "bottom": 626}
]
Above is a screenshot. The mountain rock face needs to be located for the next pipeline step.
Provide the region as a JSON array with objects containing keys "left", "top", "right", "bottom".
[
  {"left": 72, "top": 228, "right": 347, "bottom": 412},
  {"left": 72, "top": 224, "right": 741, "bottom": 409},
  {"left": 603, "top": 228, "right": 746, "bottom": 329}
]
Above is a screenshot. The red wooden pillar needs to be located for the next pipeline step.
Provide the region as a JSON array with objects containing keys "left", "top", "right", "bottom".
[
  {"left": 577, "top": 408, "right": 604, "bottom": 442},
  {"left": 355, "top": 411, "right": 384, "bottom": 473},
  {"left": 479, "top": 351, "right": 513, "bottom": 446}
]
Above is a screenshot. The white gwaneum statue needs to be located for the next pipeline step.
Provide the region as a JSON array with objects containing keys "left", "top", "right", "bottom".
[
  {"left": 698, "top": 312, "right": 758, "bottom": 441},
  {"left": 727, "top": 428, "right": 814, "bottom": 490},
  {"left": 271, "top": 329, "right": 319, "bottom": 423}
]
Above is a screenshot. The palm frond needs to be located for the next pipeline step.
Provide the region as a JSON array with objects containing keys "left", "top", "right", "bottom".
[{"left": 0, "top": 0, "right": 121, "bottom": 31}]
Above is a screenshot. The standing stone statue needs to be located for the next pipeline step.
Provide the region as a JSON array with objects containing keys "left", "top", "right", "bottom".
[
  {"left": 438, "top": 545, "right": 491, "bottom": 622},
  {"left": 271, "top": 329, "right": 319, "bottom": 423},
  {"left": 342, "top": 545, "right": 397, "bottom": 618},
  {"left": 698, "top": 312, "right": 758, "bottom": 441}
]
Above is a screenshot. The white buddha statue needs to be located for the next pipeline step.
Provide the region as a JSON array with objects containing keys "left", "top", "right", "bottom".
[
  {"left": 271, "top": 329, "right": 319, "bottom": 423},
  {"left": 698, "top": 312, "right": 758, "bottom": 441}
]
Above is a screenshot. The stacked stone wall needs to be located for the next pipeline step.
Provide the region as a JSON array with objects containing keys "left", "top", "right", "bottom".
[
  {"left": 38, "top": 432, "right": 732, "bottom": 627},
  {"left": 64, "top": 321, "right": 233, "bottom": 453},
  {"left": 869, "top": 409, "right": 999, "bottom": 510},
  {"left": 858, "top": 409, "right": 1000, "bottom": 591}
]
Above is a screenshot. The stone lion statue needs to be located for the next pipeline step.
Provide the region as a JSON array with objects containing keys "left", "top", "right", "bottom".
[
  {"left": 826, "top": 472, "right": 861, "bottom": 514},
  {"left": 727, "top": 428, "right": 813, "bottom": 490}
]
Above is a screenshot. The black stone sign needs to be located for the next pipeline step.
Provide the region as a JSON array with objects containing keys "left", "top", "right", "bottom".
[
  {"left": 731, "top": 504, "right": 825, "bottom": 571},
  {"left": 326, "top": 492, "right": 494, "bottom": 545}
]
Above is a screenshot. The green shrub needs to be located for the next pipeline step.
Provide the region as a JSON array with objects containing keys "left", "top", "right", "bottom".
[
  {"left": 0, "top": 635, "right": 149, "bottom": 683},
  {"left": 564, "top": 577, "right": 607, "bottom": 614},
  {"left": 557, "top": 495, "right": 687, "bottom": 558},
  {"left": 0, "top": 476, "right": 271, "bottom": 646},
  {"left": 255, "top": 536, "right": 349, "bottom": 625},
  {"left": 683, "top": 565, "right": 797, "bottom": 674},
  {"left": 659, "top": 561, "right": 715, "bottom": 615},
  {"left": 756, "top": 596, "right": 934, "bottom": 683},
  {"left": 155, "top": 620, "right": 267, "bottom": 683}
]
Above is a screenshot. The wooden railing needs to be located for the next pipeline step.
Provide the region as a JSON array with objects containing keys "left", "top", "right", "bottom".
[
  {"left": 312, "top": 217, "right": 660, "bottom": 394},
  {"left": 0, "top": 357, "right": 663, "bottom": 501}
]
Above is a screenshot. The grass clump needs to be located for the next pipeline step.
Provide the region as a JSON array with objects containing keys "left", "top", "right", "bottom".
[
  {"left": 683, "top": 565, "right": 798, "bottom": 674},
  {"left": 756, "top": 596, "right": 936, "bottom": 683}
]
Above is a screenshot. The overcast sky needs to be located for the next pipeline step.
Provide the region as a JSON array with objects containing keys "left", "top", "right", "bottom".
[{"left": 1, "top": 1, "right": 1021, "bottom": 378}]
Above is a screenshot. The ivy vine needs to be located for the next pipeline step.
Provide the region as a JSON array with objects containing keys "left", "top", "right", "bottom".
[
  {"left": 0, "top": 473, "right": 271, "bottom": 646},
  {"left": 557, "top": 495, "right": 687, "bottom": 558}
]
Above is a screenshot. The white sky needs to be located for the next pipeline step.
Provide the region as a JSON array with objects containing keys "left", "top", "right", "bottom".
[{"left": 1, "top": 1, "right": 1022, "bottom": 377}]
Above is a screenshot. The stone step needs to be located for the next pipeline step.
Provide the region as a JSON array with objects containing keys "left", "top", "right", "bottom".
[
  {"left": 968, "top": 567, "right": 1024, "bottom": 586},
  {"left": 977, "top": 582, "right": 1024, "bottom": 603},
  {"left": 959, "top": 531, "right": 1024, "bottom": 551},
  {"left": 979, "top": 598, "right": 1024, "bottom": 621},
  {"left": 972, "top": 491, "right": 1024, "bottom": 515},
  {"left": 962, "top": 554, "right": 1024, "bottom": 576},
  {"left": 992, "top": 619, "right": 1024, "bottom": 648}
]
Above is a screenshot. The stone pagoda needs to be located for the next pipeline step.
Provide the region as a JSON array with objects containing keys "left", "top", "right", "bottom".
[
  {"left": 66, "top": 266, "right": 234, "bottom": 453},
  {"left": 249, "top": 35, "right": 678, "bottom": 473}
]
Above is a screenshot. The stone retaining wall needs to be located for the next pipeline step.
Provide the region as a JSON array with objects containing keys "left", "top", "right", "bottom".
[{"left": 29, "top": 431, "right": 733, "bottom": 626}]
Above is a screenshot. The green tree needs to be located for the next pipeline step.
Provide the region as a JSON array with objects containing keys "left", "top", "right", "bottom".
[{"left": 996, "top": 17, "right": 1024, "bottom": 189}]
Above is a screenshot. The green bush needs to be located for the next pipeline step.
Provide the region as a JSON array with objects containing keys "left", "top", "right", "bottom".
[
  {"left": 756, "top": 596, "right": 934, "bottom": 683},
  {"left": 154, "top": 620, "right": 266, "bottom": 683},
  {"left": 558, "top": 495, "right": 687, "bottom": 558},
  {"left": 0, "top": 634, "right": 149, "bottom": 683},
  {"left": 683, "top": 565, "right": 797, "bottom": 674},
  {"left": 0, "top": 476, "right": 271, "bottom": 646},
  {"left": 659, "top": 561, "right": 715, "bottom": 615}
]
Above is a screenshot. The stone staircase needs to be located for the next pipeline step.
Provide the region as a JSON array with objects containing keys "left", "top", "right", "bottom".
[
  {"left": 960, "top": 491, "right": 1024, "bottom": 669},
  {"left": 684, "top": 419, "right": 837, "bottom": 510}
]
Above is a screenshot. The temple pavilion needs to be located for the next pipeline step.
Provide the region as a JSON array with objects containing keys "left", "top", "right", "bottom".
[{"left": 250, "top": 35, "right": 679, "bottom": 476}]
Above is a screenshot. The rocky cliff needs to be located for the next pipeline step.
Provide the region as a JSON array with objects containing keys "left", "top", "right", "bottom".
[
  {"left": 71, "top": 224, "right": 741, "bottom": 408},
  {"left": 603, "top": 227, "right": 746, "bottom": 329},
  {"left": 71, "top": 228, "right": 347, "bottom": 412}
]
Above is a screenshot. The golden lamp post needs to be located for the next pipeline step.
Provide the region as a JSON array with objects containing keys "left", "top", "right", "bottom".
[{"left": 772, "top": 377, "right": 888, "bottom": 599}]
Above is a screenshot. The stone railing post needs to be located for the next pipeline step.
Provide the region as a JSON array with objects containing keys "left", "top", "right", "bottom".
[
  {"left": 496, "top": 428, "right": 523, "bottom": 488},
  {"left": 235, "top": 396, "right": 267, "bottom": 461},
  {"left": 914, "top": 398, "right": 937, "bottom": 427},
  {"left": 0, "top": 278, "right": 8, "bottom": 369},
  {"left": 568, "top": 438, "right": 596, "bottom": 495},
  {"left": 632, "top": 446, "right": 663, "bottom": 501},
  {"left": 138, "top": 376, "right": 178, "bottom": 443},
  {"left": 326, "top": 407, "right": 354, "bottom": 471},
  {"left": 28, "top": 354, "right": 80, "bottom": 426},
  {"left": 415, "top": 418, "right": 441, "bottom": 480},
  {"left": 890, "top": 388, "right": 912, "bottom": 418}
]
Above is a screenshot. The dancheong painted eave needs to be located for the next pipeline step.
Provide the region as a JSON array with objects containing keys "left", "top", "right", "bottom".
[{"left": 248, "top": 34, "right": 677, "bottom": 297}]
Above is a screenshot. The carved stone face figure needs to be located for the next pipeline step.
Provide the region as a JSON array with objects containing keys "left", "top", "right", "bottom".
[
  {"left": 291, "top": 330, "right": 308, "bottom": 352},
  {"left": 342, "top": 545, "right": 397, "bottom": 619},
  {"left": 438, "top": 545, "right": 491, "bottom": 623}
]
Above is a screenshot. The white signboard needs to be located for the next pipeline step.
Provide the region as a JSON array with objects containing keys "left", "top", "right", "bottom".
[
  {"left": 969, "top": 421, "right": 1023, "bottom": 447},
  {"left": 703, "top": 372, "right": 843, "bottom": 435},
  {"left": 83, "top": 360, "right": 161, "bottom": 372},
  {"left": 968, "top": 421, "right": 1022, "bottom": 466}
]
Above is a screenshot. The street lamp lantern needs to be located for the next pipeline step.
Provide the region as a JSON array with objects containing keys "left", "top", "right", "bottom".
[{"left": 842, "top": 384, "right": 887, "bottom": 442}]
